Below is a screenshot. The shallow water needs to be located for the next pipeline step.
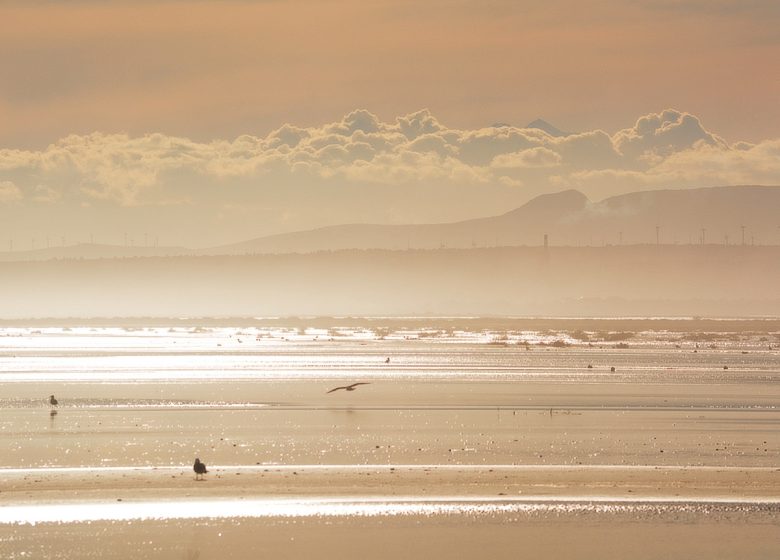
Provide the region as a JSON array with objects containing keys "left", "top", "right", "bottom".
[
  {"left": 3, "top": 496, "right": 779, "bottom": 525},
  {"left": 1, "top": 326, "right": 778, "bottom": 384},
  {"left": 3, "top": 499, "right": 780, "bottom": 560},
  {"left": 1, "top": 327, "right": 778, "bottom": 470}
]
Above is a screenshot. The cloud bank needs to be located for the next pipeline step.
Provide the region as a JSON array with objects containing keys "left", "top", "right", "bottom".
[{"left": 1, "top": 108, "right": 778, "bottom": 246}]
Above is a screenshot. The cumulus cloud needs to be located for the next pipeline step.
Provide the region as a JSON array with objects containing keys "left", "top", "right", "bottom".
[
  {"left": 266, "top": 125, "right": 309, "bottom": 149},
  {"left": 492, "top": 147, "right": 562, "bottom": 169},
  {"left": 458, "top": 126, "right": 543, "bottom": 166},
  {"left": 396, "top": 109, "right": 445, "bottom": 139},
  {"left": 652, "top": 139, "right": 780, "bottom": 185},
  {"left": 325, "top": 109, "right": 384, "bottom": 136},
  {"left": 0, "top": 107, "right": 778, "bottom": 215},
  {"left": 613, "top": 109, "right": 727, "bottom": 162},
  {"left": 553, "top": 130, "right": 623, "bottom": 169}
]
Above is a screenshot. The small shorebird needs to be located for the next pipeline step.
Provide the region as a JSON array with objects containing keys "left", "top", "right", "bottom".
[
  {"left": 327, "top": 382, "right": 370, "bottom": 394},
  {"left": 384, "top": 357, "right": 390, "bottom": 363},
  {"left": 193, "top": 458, "right": 208, "bottom": 480},
  {"left": 49, "top": 395, "right": 58, "bottom": 406}
]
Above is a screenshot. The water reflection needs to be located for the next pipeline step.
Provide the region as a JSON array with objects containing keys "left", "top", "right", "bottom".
[{"left": 1, "top": 497, "right": 777, "bottom": 525}]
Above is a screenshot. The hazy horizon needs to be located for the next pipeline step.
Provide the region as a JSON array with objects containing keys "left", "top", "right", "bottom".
[{"left": 0, "top": 0, "right": 778, "bottom": 316}]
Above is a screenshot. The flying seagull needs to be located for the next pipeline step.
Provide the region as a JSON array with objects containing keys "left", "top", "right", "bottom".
[
  {"left": 193, "top": 458, "right": 208, "bottom": 480},
  {"left": 49, "top": 395, "right": 58, "bottom": 406},
  {"left": 327, "top": 382, "right": 371, "bottom": 394}
]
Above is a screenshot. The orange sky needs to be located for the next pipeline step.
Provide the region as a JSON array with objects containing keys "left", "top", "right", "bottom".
[{"left": 1, "top": 0, "right": 778, "bottom": 148}]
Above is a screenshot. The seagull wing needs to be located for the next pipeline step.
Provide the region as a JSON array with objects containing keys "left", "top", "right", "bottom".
[
  {"left": 327, "top": 382, "right": 370, "bottom": 393},
  {"left": 346, "top": 382, "right": 371, "bottom": 389},
  {"left": 326, "top": 386, "right": 346, "bottom": 393}
]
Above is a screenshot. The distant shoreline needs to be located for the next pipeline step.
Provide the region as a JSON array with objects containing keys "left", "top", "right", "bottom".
[
  {"left": 1, "top": 316, "right": 778, "bottom": 332},
  {"left": 1, "top": 245, "right": 778, "bottom": 318},
  {"left": 2, "top": 243, "right": 780, "bottom": 265}
]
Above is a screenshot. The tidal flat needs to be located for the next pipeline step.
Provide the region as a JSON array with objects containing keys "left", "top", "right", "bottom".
[{"left": 1, "top": 321, "right": 778, "bottom": 559}]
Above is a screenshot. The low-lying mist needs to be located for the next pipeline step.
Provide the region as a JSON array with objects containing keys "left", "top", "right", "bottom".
[{"left": 0, "top": 245, "right": 778, "bottom": 319}]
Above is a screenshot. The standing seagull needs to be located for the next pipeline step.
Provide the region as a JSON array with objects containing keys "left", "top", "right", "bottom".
[
  {"left": 193, "top": 458, "right": 208, "bottom": 480},
  {"left": 327, "top": 382, "right": 371, "bottom": 394},
  {"left": 49, "top": 395, "right": 58, "bottom": 407}
]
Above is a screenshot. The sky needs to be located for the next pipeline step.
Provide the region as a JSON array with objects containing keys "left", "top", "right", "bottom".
[{"left": 1, "top": 0, "right": 779, "bottom": 248}]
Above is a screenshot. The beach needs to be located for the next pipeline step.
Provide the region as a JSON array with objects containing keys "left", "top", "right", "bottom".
[{"left": 1, "top": 321, "right": 779, "bottom": 558}]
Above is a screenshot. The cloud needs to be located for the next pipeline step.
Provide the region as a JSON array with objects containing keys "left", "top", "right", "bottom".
[
  {"left": 458, "top": 126, "right": 544, "bottom": 166},
  {"left": 613, "top": 109, "right": 727, "bottom": 162},
  {"left": 407, "top": 133, "right": 459, "bottom": 157},
  {"left": 0, "top": 107, "right": 778, "bottom": 220},
  {"left": 325, "top": 109, "right": 384, "bottom": 136},
  {"left": 396, "top": 109, "right": 446, "bottom": 139},
  {"left": 554, "top": 130, "right": 624, "bottom": 169},
  {"left": 492, "top": 147, "right": 562, "bottom": 169},
  {"left": 0, "top": 180, "right": 23, "bottom": 202},
  {"left": 32, "top": 184, "right": 61, "bottom": 204},
  {"left": 266, "top": 124, "right": 310, "bottom": 149},
  {"left": 652, "top": 139, "right": 780, "bottom": 185}
]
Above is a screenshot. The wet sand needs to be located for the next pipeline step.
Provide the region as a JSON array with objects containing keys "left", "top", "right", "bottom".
[
  {"left": 1, "top": 326, "right": 779, "bottom": 558},
  {"left": 2, "top": 464, "right": 779, "bottom": 506}
]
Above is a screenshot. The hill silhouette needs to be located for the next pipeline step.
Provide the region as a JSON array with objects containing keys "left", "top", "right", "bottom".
[
  {"left": 1, "top": 185, "right": 777, "bottom": 263},
  {"left": 525, "top": 118, "right": 570, "bottom": 137},
  {"left": 206, "top": 185, "right": 780, "bottom": 255}
]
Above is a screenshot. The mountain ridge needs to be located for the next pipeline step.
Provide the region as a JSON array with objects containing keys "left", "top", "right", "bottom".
[
  {"left": 205, "top": 185, "right": 780, "bottom": 255},
  {"left": 525, "top": 118, "right": 570, "bottom": 137},
  {"left": 1, "top": 185, "right": 778, "bottom": 262}
]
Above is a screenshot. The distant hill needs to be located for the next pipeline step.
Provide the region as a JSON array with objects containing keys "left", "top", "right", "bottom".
[
  {"left": 525, "top": 118, "right": 571, "bottom": 137},
  {"left": 1, "top": 186, "right": 777, "bottom": 262},
  {"left": 205, "top": 186, "right": 780, "bottom": 255}
]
